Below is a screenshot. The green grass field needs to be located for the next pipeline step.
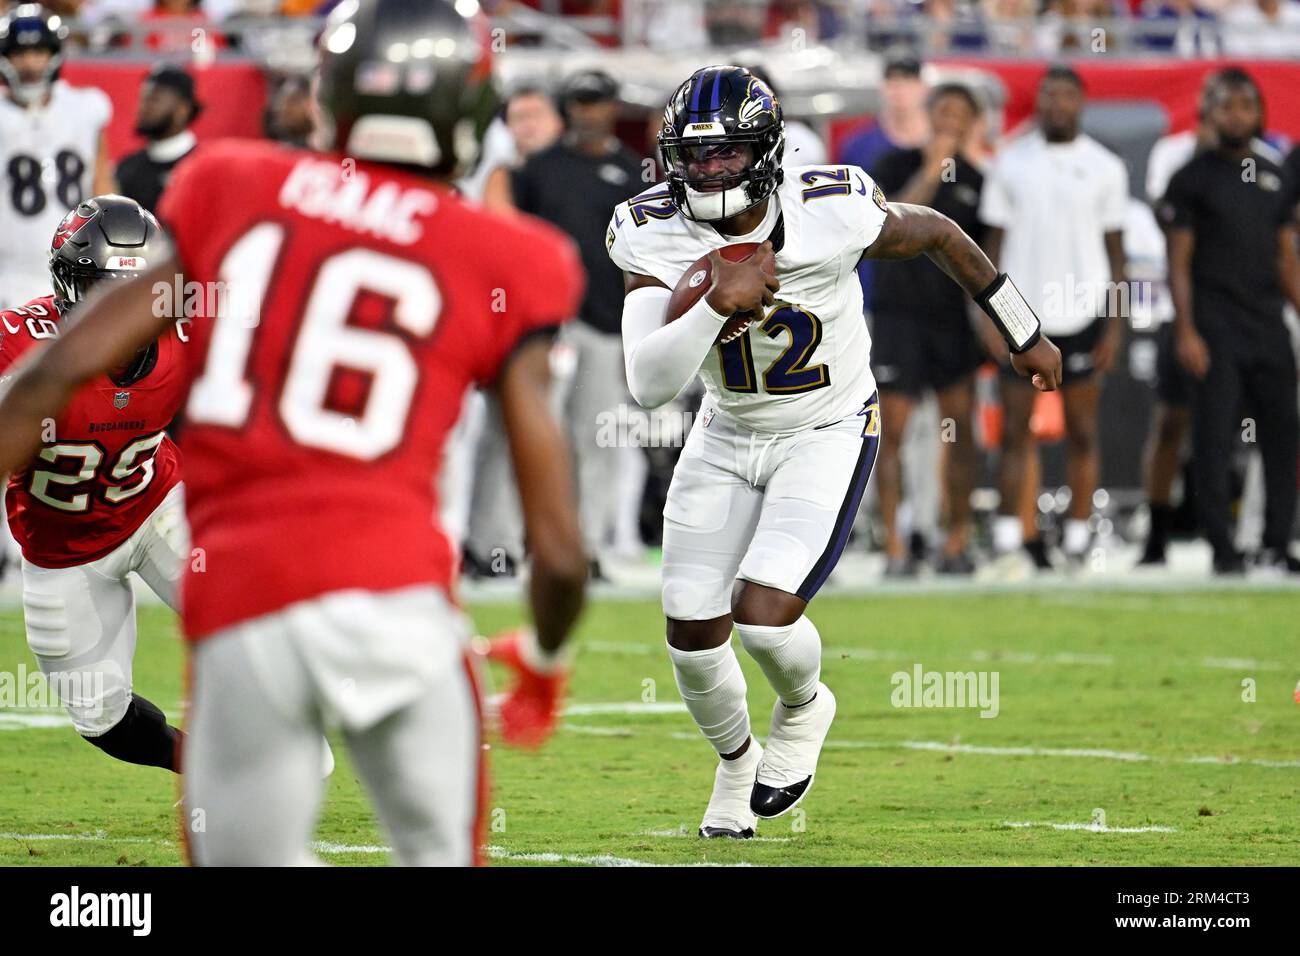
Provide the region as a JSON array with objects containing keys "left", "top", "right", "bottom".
[{"left": 2, "top": 590, "right": 1298, "bottom": 866}]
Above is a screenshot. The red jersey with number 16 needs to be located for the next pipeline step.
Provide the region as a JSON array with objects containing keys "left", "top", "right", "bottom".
[
  {"left": 0, "top": 295, "right": 188, "bottom": 568},
  {"left": 156, "top": 139, "right": 584, "bottom": 640}
]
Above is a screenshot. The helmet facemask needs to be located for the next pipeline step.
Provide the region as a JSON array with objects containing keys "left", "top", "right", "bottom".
[
  {"left": 51, "top": 258, "right": 141, "bottom": 312},
  {"left": 658, "top": 69, "right": 786, "bottom": 223},
  {"left": 0, "top": 46, "right": 61, "bottom": 107}
]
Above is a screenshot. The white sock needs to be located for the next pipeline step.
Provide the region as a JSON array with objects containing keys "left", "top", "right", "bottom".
[
  {"left": 667, "top": 639, "right": 751, "bottom": 756},
  {"left": 992, "top": 515, "right": 1023, "bottom": 555},
  {"left": 1063, "top": 518, "right": 1091, "bottom": 555},
  {"left": 736, "top": 616, "right": 822, "bottom": 708}
]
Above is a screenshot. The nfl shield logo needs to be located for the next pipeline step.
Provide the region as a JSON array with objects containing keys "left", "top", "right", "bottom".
[{"left": 113, "top": 391, "right": 130, "bottom": 410}]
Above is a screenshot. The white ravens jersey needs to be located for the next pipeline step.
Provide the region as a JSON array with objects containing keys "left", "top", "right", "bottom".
[
  {"left": 0, "top": 81, "right": 111, "bottom": 307},
  {"left": 609, "top": 164, "right": 888, "bottom": 434}
]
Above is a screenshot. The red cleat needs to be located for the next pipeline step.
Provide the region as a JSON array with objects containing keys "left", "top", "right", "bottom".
[{"left": 483, "top": 629, "right": 569, "bottom": 749}]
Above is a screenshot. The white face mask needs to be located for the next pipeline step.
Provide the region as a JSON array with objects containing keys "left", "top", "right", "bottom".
[{"left": 682, "top": 180, "right": 758, "bottom": 221}]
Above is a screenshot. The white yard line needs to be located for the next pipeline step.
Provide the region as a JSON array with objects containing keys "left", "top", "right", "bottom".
[
  {"left": 580, "top": 642, "right": 1285, "bottom": 673},
  {"left": 0, "top": 712, "right": 72, "bottom": 730},
  {"left": 485, "top": 845, "right": 749, "bottom": 867},
  {"left": 1003, "top": 821, "right": 1177, "bottom": 834},
  {"left": 641, "top": 828, "right": 791, "bottom": 842},
  {"left": 0, "top": 830, "right": 749, "bottom": 867},
  {"left": 312, "top": 841, "right": 389, "bottom": 854},
  {"left": 1200, "top": 657, "right": 1284, "bottom": 672},
  {"left": 1, "top": 830, "right": 164, "bottom": 845},
  {"left": 5, "top": 697, "right": 1296, "bottom": 771},
  {"left": 588, "top": 724, "right": 1300, "bottom": 771},
  {"left": 826, "top": 739, "right": 1153, "bottom": 762},
  {"left": 563, "top": 702, "right": 688, "bottom": 716}
]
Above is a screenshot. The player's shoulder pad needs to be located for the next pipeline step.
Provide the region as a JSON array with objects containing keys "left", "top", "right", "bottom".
[
  {"left": 606, "top": 182, "right": 684, "bottom": 274},
  {"left": 0, "top": 297, "right": 61, "bottom": 364},
  {"left": 61, "top": 81, "right": 112, "bottom": 122},
  {"left": 782, "top": 164, "right": 889, "bottom": 247},
  {"left": 784, "top": 163, "right": 887, "bottom": 208}
]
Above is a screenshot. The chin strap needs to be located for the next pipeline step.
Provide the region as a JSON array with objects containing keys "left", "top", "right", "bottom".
[{"left": 110, "top": 341, "right": 159, "bottom": 387}]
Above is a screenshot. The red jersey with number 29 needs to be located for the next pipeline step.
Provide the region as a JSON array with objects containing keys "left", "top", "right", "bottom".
[
  {"left": 0, "top": 295, "right": 187, "bottom": 568},
  {"left": 156, "top": 140, "right": 584, "bottom": 640}
]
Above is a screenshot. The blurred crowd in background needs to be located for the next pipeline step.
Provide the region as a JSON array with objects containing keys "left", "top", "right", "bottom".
[{"left": 6, "top": 0, "right": 1300, "bottom": 58}]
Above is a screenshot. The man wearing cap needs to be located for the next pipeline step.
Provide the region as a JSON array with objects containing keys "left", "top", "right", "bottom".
[
  {"left": 511, "top": 69, "right": 645, "bottom": 580},
  {"left": 115, "top": 63, "right": 202, "bottom": 214}
]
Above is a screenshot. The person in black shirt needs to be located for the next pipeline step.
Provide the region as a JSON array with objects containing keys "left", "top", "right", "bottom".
[
  {"left": 114, "top": 64, "right": 201, "bottom": 214},
  {"left": 512, "top": 70, "right": 646, "bottom": 579},
  {"left": 870, "top": 83, "right": 988, "bottom": 576},
  {"left": 1160, "top": 69, "right": 1300, "bottom": 574}
]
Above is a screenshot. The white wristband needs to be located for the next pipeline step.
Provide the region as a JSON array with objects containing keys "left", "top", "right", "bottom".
[{"left": 976, "top": 273, "right": 1041, "bottom": 353}]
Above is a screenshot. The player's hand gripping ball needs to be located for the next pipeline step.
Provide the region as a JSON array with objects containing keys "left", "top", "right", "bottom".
[{"left": 665, "top": 241, "right": 778, "bottom": 344}]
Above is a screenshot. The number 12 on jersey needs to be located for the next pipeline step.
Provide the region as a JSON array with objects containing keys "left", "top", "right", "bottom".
[{"left": 717, "top": 303, "right": 829, "bottom": 395}]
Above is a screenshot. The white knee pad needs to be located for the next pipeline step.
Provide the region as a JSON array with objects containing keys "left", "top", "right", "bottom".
[
  {"left": 47, "top": 660, "right": 131, "bottom": 737},
  {"left": 24, "top": 588, "right": 132, "bottom": 735},
  {"left": 661, "top": 564, "right": 731, "bottom": 621}
]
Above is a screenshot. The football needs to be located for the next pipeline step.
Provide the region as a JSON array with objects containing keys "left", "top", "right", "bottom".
[{"left": 665, "top": 241, "right": 763, "bottom": 344}]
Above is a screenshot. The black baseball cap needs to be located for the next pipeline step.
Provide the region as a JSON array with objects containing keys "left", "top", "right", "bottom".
[
  {"left": 144, "top": 62, "right": 201, "bottom": 111},
  {"left": 884, "top": 54, "right": 922, "bottom": 79},
  {"left": 562, "top": 69, "right": 618, "bottom": 104}
]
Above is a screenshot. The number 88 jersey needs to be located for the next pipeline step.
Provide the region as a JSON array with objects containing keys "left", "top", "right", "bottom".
[
  {"left": 0, "top": 82, "right": 110, "bottom": 307},
  {"left": 609, "top": 164, "right": 889, "bottom": 434},
  {"left": 0, "top": 295, "right": 187, "bottom": 568}
]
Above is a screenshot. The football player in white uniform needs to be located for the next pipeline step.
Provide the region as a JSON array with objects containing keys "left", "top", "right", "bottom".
[
  {"left": 609, "top": 65, "right": 1062, "bottom": 838},
  {"left": 0, "top": 5, "right": 115, "bottom": 309}
]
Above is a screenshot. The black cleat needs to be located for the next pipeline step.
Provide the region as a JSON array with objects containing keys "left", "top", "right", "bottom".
[
  {"left": 1136, "top": 540, "right": 1166, "bottom": 566},
  {"left": 699, "top": 825, "right": 754, "bottom": 839},
  {"left": 1213, "top": 550, "right": 1246, "bottom": 575},
  {"left": 1252, "top": 548, "right": 1300, "bottom": 574},
  {"left": 1024, "top": 538, "right": 1054, "bottom": 570},
  {"left": 461, "top": 549, "right": 517, "bottom": 580},
  {"left": 883, "top": 554, "right": 918, "bottom": 578},
  {"left": 750, "top": 776, "right": 812, "bottom": 819},
  {"left": 935, "top": 550, "right": 976, "bottom": 575}
]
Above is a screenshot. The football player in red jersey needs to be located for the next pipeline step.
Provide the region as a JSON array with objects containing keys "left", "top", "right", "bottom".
[
  {"left": 0, "top": 0, "right": 587, "bottom": 866},
  {"left": 0, "top": 195, "right": 188, "bottom": 771}
]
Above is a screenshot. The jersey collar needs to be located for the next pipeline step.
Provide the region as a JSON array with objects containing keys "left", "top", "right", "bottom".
[{"left": 147, "top": 129, "right": 198, "bottom": 164}]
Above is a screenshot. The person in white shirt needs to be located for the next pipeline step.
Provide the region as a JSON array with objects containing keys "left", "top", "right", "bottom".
[
  {"left": 1222, "top": 0, "right": 1300, "bottom": 57},
  {"left": 979, "top": 65, "right": 1129, "bottom": 571}
]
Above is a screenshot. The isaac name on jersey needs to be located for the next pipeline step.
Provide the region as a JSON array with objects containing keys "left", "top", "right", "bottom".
[
  {"left": 156, "top": 138, "right": 583, "bottom": 641},
  {"left": 0, "top": 295, "right": 188, "bottom": 568},
  {"left": 0, "top": 82, "right": 111, "bottom": 307},
  {"left": 608, "top": 164, "right": 888, "bottom": 434}
]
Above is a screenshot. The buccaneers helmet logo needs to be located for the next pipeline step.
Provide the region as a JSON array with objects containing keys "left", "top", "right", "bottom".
[{"left": 51, "top": 209, "right": 95, "bottom": 251}]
